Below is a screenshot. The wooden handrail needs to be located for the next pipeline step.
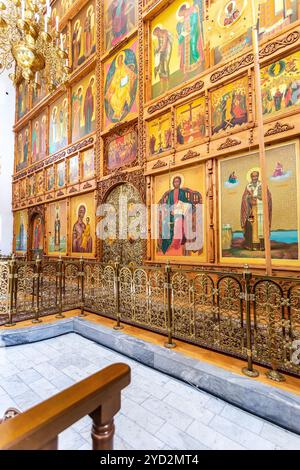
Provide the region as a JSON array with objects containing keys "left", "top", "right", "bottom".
[{"left": 0, "top": 363, "right": 131, "bottom": 450}]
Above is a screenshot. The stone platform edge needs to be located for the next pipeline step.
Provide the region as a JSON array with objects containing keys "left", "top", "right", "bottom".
[{"left": 0, "top": 317, "right": 299, "bottom": 435}]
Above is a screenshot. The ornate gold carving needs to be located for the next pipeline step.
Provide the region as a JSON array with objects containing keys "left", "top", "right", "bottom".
[
  {"left": 67, "top": 137, "right": 95, "bottom": 154},
  {"left": 181, "top": 149, "right": 200, "bottom": 161},
  {"left": 82, "top": 182, "right": 92, "bottom": 189},
  {"left": 210, "top": 53, "right": 254, "bottom": 83},
  {"left": 69, "top": 187, "right": 77, "bottom": 193},
  {"left": 217, "top": 137, "right": 241, "bottom": 151},
  {"left": 259, "top": 31, "right": 300, "bottom": 58},
  {"left": 152, "top": 159, "right": 168, "bottom": 169},
  {"left": 264, "top": 121, "right": 295, "bottom": 137},
  {"left": 148, "top": 81, "right": 204, "bottom": 114}
]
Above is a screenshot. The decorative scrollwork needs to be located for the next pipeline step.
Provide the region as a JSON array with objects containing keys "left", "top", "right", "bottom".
[
  {"left": 253, "top": 281, "right": 285, "bottom": 367},
  {"left": 217, "top": 137, "right": 241, "bottom": 151},
  {"left": 148, "top": 81, "right": 204, "bottom": 114},
  {"left": 64, "top": 262, "right": 81, "bottom": 309},
  {"left": 264, "top": 122, "right": 295, "bottom": 137},
  {"left": 171, "top": 272, "right": 192, "bottom": 338},
  {"left": 193, "top": 274, "right": 215, "bottom": 346},
  {"left": 40, "top": 262, "right": 58, "bottom": 313},
  {"left": 210, "top": 53, "right": 254, "bottom": 83},
  {"left": 181, "top": 149, "right": 200, "bottom": 161},
  {"left": 119, "top": 267, "right": 133, "bottom": 321},
  {"left": 0, "top": 262, "right": 9, "bottom": 316},
  {"left": 133, "top": 269, "right": 148, "bottom": 324},
  {"left": 217, "top": 277, "right": 244, "bottom": 354},
  {"left": 259, "top": 31, "right": 300, "bottom": 58}
]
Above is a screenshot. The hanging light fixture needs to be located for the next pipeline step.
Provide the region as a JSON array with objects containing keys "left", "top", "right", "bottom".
[{"left": 0, "top": 0, "right": 70, "bottom": 91}]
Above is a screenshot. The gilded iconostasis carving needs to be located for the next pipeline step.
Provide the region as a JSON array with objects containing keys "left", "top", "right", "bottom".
[{"left": 11, "top": 0, "right": 300, "bottom": 270}]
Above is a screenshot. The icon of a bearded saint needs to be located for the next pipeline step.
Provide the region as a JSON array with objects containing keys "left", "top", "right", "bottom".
[
  {"left": 240, "top": 170, "right": 272, "bottom": 250},
  {"left": 224, "top": 1, "right": 240, "bottom": 26},
  {"left": 158, "top": 176, "right": 203, "bottom": 255},
  {"left": 105, "top": 52, "right": 137, "bottom": 121}
]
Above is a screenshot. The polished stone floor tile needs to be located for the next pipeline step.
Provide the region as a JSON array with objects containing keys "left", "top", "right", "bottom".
[{"left": 1, "top": 334, "right": 300, "bottom": 451}]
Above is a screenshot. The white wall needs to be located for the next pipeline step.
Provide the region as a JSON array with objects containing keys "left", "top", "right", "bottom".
[{"left": 0, "top": 71, "right": 15, "bottom": 255}]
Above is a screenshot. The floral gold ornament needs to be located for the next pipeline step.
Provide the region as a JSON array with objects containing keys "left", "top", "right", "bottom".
[{"left": 0, "top": 0, "right": 69, "bottom": 89}]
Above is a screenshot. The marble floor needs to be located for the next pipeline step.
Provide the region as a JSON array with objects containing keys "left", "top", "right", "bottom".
[{"left": 0, "top": 333, "right": 300, "bottom": 450}]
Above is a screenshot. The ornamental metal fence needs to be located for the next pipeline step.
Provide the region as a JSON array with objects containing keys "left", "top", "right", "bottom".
[{"left": 0, "top": 257, "right": 299, "bottom": 381}]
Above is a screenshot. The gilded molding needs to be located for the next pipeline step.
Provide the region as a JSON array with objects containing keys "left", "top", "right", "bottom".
[
  {"left": 259, "top": 31, "right": 300, "bottom": 58},
  {"left": 180, "top": 149, "right": 200, "bottom": 161},
  {"left": 147, "top": 81, "right": 204, "bottom": 114},
  {"left": 210, "top": 53, "right": 254, "bottom": 83},
  {"left": 217, "top": 137, "right": 241, "bottom": 151},
  {"left": 264, "top": 121, "right": 295, "bottom": 137},
  {"left": 152, "top": 159, "right": 168, "bottom": 169}
]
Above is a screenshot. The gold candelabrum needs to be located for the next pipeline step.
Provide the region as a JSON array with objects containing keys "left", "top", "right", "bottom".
[{"left": 0, "top": 0, "right": 70, "bottom": 91}]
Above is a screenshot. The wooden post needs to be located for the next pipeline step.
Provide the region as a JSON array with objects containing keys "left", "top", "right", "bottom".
[
  {"left": 90, "top": 395, "right": 121, "bottom": 451},
  {"left": 32, "top": 255, "right": 42, "bottom": 323},
  {"left": 251, "top": 0, "right": 272, "bottom": 275}
]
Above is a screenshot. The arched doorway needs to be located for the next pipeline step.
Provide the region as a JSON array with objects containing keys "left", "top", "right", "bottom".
[{"left": 101, "top": 183, "right": 146, "bottom": 265}]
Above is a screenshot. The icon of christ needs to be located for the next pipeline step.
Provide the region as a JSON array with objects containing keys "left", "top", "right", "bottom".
[{"left": 158, "top": 176, "right": 203, "bottom": 256}]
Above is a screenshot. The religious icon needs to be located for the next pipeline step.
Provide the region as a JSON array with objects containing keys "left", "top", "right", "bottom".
[
  {"left": 209, "top": 0, "right": 251, "bottom": 66},
  {"left": 71, "top": 72, "right": 96, "bottom": 142},
  {"left": 32, "top": 121, "right": 39, "bottom": 162},
  {"left": 32, "top": 72, "right": 47, "bottom": 107},
  {"left": 56, "top": 161, "right": 65, "bottom": 188},
  {"left": 70, "top": 193, "right": 95, "bottom": 256},
  {"left": 32, "top": 113, "right": 47, "bottom": 162},
  {"left": 176, "top": 97, "right": 206, "bottom": 145},
  {"left": 19, "top": 179, "right": 26, "bottom": 199},
  {"left": 104, "top": 40, "right": 138, "bottom": 126},
  {"left": 270, "top": 161, "right": 292, "bottom": 182},
  {"left": 211, "top": 77, "right": 248, "bottom": 135},
  {"left": 49, "top": 95, "right": 68, "bottom": 154},
  {"left": 104, "top": 0, "right": 137, "bottom": 50},
  {"left": 259, "top": 0, "right": 298, "bottom": 40},
  {"left": 147, "top": 114, "right": 172, "bottom": 157},
  {"left": 27, "top": 175, "right": 36, "bottom": 198},
  {"left": 224, "top": 171, "right": 239, "bottom": 188},
  {"left": 15, "top": 210, "right": 28, "bottom": 253},
  {"left": 46, "top": 166, "right": 55, "bottom": 191},
  {"left": 151, "top": 0, "right": 206, "bottom": 99},
  {"left": 106, "top": 128, "right": 137, "bottom": 171},
  {"left": 16, "top": 126, "right": 29, "bottom": 171},
  {"left": 17, "top": 81, "right": 29, "bottom": 120},
  {"left": 69, "top": 155, "right": 79, "bottom": 183},
  {"left": 36, "top": 172, "right": 44, "bottom": 195},
  {"left": 240, "top": 169, "right": 272, "bottom": 251},
  {"left": 72, "top": 2, "right": 96, "bottom": 70},
  {"left": 72, "top": 20, "right": 82, "bottom": 68},
  {"left": 81, "top": 148, "right": 94, "bottom": 179},
  {"left": 47, "top": 200, "right": 67, "bottom": 255},
  {"left": 84, "top": 4, "right": 96, "bottom": 56},
  {"left": 261, "top": 51, "right": 300, "bottom": 117},
  {"left": 223, "top": 1, "right": 241, "bottom": 26},
  {"left": 219, "top": 142, "right": 299, "bottom": 262},
  {"left": 32, "top": 215, "right": 44, "bottom": 255},
  {"left": 154, "top": 166, "right": 206, "bottom": 262}
]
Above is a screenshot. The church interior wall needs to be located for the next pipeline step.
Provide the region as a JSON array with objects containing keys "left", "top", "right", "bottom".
[{"left": 11, "top": 0, "right": 300, "bottom": 273}]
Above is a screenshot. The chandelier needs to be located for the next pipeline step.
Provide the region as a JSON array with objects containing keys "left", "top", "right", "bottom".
[{"left": 0, "top": 0, "right": 69, "bottom": 91}]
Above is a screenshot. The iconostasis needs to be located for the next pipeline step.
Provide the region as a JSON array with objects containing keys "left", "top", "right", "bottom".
[{"left": 12, "top": 0, "right": 300, "bottom": 269}]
